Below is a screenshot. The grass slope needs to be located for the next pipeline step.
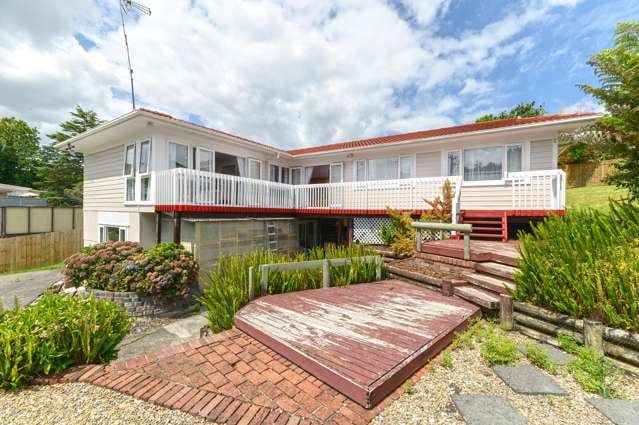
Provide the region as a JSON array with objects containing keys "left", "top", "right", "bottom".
[{"left": 566, "top": 185, "right": 628, "bottom": 212}]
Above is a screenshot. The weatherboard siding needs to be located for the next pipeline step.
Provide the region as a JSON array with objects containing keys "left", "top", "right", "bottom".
[
  {"left": 84, "top": 145, "right": 125, "bottom": 211},
  {"left": 530, "top": 139, "right": 554, "bottom": 171},
  {"left": 416, "top": 151, "right": 441, "bottom": 177}
]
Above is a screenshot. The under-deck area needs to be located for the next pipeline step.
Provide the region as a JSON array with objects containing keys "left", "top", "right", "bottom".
[{"left": 235, "top": 280, "right": 479, "bottom": 408}]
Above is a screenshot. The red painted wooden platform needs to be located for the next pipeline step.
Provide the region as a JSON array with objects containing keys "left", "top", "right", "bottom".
[
  {"left": 234, "top": 280, "right": 479, "bottom": 408},
  {"left": 420, "top": 239, "right": 521, "bottom": 266}
]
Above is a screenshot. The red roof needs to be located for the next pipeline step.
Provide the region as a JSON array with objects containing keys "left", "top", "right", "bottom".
[
  {"left": 140, "top": 108, "right": 598, "bottom": 157},
  {"left": 286, "top": 112, "right": 599, "bottom": 155}
]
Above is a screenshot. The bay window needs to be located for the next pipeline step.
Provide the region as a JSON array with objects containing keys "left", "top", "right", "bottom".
[{"left": 463, "top": 146, "right": 503, "bottom": 181}]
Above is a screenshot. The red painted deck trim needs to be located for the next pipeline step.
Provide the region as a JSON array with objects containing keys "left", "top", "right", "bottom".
[
  {"left": 155, "top": 204, "right": 564, "bottom": 217},
  {"left": 234, "top": 280, "right": 479, "bottom": 408}
]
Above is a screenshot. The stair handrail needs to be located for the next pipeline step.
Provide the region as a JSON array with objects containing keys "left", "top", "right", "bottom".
[{"left": 412, "top": 222, "right": 473, "bottom": 260}]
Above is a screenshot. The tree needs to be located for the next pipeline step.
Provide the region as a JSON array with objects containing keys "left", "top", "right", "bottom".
[
  {"left": 0, "top": 117, "right": 40, "bottom": 187},
  {"left": 476, "top": 101, "right": 546, "bottom": 123},
  {"left": 36, "top": 106, "right": 104, "bottom": 206},
  {"left": 577, "top": 22, "right": 639, "bottom": 198}
]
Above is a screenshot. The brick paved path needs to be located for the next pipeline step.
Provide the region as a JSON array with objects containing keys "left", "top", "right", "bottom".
[{"left": 54, "top": 328, "right": 432, "bottom": 424}]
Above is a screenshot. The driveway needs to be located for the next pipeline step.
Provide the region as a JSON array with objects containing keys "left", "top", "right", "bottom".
[{"left": 0, "top": 268, "right": 62, "bottom": 308}]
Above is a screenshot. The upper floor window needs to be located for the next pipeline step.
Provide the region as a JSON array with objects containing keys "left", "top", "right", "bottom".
[
  {"left": 506, "top": 144, "right": 523, "bottom": 174},
  {"left": 291, "top": 167, "right": 302, "bottom": 185},
  {"left": 248, "top": 158, "right": 261, "bottom": 180},
  {"left": 366, "top": 156, "right": 414, "bottom": 181},
  {"left": 281, "top": 167, "right": 290, "bottom": 184},
  {"left": 355, "top": 159, "right": 366, "bottom": 182},
  {"left": 169, "top": 142, "right": 188, "bottom": 169},
  {"left": 463, "top": 146, "right": 502, "bottom": 181},
  {"left": 269, "top": 164, "right": 280, "bottom": 182},
  {"left": 447, "top": 150, "right": 461, "bottom": 176},
  {"left": 124, "top": 144, "right": 136, "bottom": 201},
  {"left": 198, "top": 148, "right": 214, "bottom": 172},
  {"left": 138, "top": 140, "right": 151, "bottom": 201}
]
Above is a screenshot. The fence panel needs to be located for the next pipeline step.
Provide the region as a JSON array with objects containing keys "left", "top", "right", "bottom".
[
  {"left": 1, "top": 207, "right": 82, "bottom": 236},
  {"left": 564, "top": 160, "right": 616, "bottom": 188},
  {"left": 0, "top": 229, "right": 82, "bottom": 273}
]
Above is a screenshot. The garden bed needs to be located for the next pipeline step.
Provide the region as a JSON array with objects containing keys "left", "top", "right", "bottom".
[{"left": 387, "top": 257, "right": 470, "bottom": 288}]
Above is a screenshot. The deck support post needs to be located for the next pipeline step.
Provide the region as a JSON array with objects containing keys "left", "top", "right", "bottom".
[
  {"left": 499, "top": 294, "right": 514, "bottom": 330},
  {"left": 414, "top": 229, "right": 422, "bottom": 252},
  {"left": 584, "top": 319, "right": 605, "bottom": 357},
  {"left": 322, "top": 259, "right": 330, "bottom": 288},
  {"left": 155, "top": 212, "right": 162, "bottom": 244},
  {"left": 260, "top": 265, "right": 268, "bottom": 296},
  {"left": 463, "top": 232, "right": 470, "bottom": 260},
  {"left": 172, "top": 212, "right": 181, "bottom": 244},
  {"left": 441, "top": 279, "right": 454, "bottom": 297},
  {"left": 248, "top": 266, "right": 255, "bottom": 300}
]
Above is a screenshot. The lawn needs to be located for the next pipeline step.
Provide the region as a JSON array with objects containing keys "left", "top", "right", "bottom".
[{"left": 566, "top": 185, "right": 628, "bottom": 212}]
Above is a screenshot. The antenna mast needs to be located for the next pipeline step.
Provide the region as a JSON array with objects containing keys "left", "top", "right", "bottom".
[{"left": 119, "top": 0, "right": 151, "bottom": 110}]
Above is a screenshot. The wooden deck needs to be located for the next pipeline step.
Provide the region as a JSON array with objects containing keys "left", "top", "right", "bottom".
[
  {"left": 234, "top": 280, "right": 479, "bottom": 408},
  {"left": 420, "top": 239, "right": 521, "bottom": 266}
]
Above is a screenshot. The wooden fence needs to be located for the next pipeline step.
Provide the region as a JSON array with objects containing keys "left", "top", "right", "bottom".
[
  {"left": 0, "top": 206, "right": 82, "bottom": 237},
  {"left": 563, "top": 160, "right": 616, "bottom": 188},
  {"left": 0, "top": 229, "right": 82, "bottom": 273}
]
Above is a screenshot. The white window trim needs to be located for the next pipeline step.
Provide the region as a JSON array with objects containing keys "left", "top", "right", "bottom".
[
  {"left": 123, "top": 143, "right": 136, "bottom": 204},
  {"left": 399, "top": 154, "right": 416, "bottom": 179},
  {"left": 445, "top": 149, "right": 462, "bottom": 177},
  {"left": 290, "top": 167, "right": 302, "bottom": 185},
  {"left": 353, "top": 159, "right": 366, "bottom": 182},
  {"left": 505, "top": 143, "right": 524, "bottom": 177},
  {"left": 329, "top": 162, "right": 344, "bottom": 183},
  {"left": 98, "top": 224, "right": 128, "bottom": 243},
  {"left": 195, "top": 147, "right": 215, "bottom": 172},
  {"left": 167, "top": 141, "right": 190, "bottom": 170},
  {"left": 248, "top": 158, "right": 261, "bottom": 180}
]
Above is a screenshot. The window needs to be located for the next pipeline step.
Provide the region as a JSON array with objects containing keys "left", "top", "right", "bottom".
[
  {"left": 99, "top": 225, "right": 127, "bottom": 242},
  {"left": 248, "top": 159, "right": 261, "bottom": 179},
  {"left": 291, "top": 167, "right": 302, "bottom": 185},
  {"left": 366, "top": 156, "right": 413, "bottom": 181},
  {"left": 269, "top": 164, "right": 280, "bottom": 182},
  {"left": 141, "top": 176, "right": 151, "bottom": 201},
  {"left": 506, "top": 144, "right": 523, "bottom": 174},
  {"left": 447, "top": 150, "right": 461, "bottom": 176},
  {"left": 124, "top": 144, "right": 136, "bottom": 201},
  {"left": 330, "top": 163, "right": 343, "bottom": 183},
  {"left": 138, "top": 140, "right": 150, "bottom": 174},
  {"left": 169, "top": 142, "right": 188, "bottom": 169},
  {"left": 399, "top": 156, "right": 413, "bottom": 179},
  {"left": 198, "top": 148, "right": 214, "bottom": 172},
  {"left": 463, "top": 146, "right": 503, "bottom": 181},
  {"left": 355, "top": 159, "right": 366, "bottom": 182},
  {"left": 281, "top": 167, "right": 290, "bottom": 184}
]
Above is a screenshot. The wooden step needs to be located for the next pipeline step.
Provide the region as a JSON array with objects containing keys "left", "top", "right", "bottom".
[
  {"left": 470, "top": 226, "right": 502, "bottom": 232},
  {"left": 462, "top": 220, "right": 502, "bottom": 225},
  {"left": 470, "top": 233, "right": 503, "bottom": 239},
  {"left": 476, "top": 262, "right": 518, "bottom": 281},
  {"left": 464, "top": 272, "right": 516, "bottom": 295},
  {"left": 454, "top": 285, "right": 500, "bottom": 310}
]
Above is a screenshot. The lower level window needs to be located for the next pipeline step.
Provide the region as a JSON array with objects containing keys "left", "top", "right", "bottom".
[
  {"left": 463, "top": 147, "right": 503, "bottom": 181},
  {"left": 99, "top": 225, "right": 127, "bottom": 242}
]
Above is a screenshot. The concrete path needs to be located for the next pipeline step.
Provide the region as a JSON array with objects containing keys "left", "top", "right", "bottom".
[
  {"left": 492, "top": 364, "right": 567, "bottom": 395},
  {"left": 0, "top": 268, "right": 62, "bottom": 308},
  {"left": 586, "top": 398, "right": 639, "bottom": 425},
  {"left": 116, "top": 313, "right": 209, "bottom": 361},
  {"left": 452, "top": 395, "right": 526, "bottom": 425}
]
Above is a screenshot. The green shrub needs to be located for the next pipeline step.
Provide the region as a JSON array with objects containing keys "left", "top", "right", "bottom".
[
  {"left": 64, "top": 242, "right": 199, "bottom": 298},
  {"left": 117, "top": 243, "right": 199, "bottom": 298},
  {"left": 0, "top": 293, "right": 131, "bottom": 389},
  {"left": 386, "top": 207, "right": 415, "bottom": 256},
  {"left": 379, "top": 222, "right": 396, "bottom": 246},
  {"left": 440, "top": 352, "right": 453, "bottom": 369},
  {"left": 515, "top": 200, "right": 639, "bottom": 331},
  {"left": 63, "top": 241, "right": 143, "bottom": 290},
  {"left": 524, "top": 342, "right": 557, "bottom": 374},
  {"left": 197, "top": 245, "right": 387, "bottom": 333},
  {"left": 480, "top": 333, "right": 518, "bottom": 366}
]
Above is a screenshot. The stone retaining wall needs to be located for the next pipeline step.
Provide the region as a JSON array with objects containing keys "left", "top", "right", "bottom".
[{"left": 66, "top": 287, "right": 197, "bottom": 317}]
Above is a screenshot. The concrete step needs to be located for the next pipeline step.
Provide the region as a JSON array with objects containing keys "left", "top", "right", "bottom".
[
  {"left": 476, "top": 262, "right": 518, "bottom": 281},
  {"left": 454, "top": 285, "right": 500, "bottom": 310},
  {"left": 465, "top": 272, "right": 516, "bottom": 295}
]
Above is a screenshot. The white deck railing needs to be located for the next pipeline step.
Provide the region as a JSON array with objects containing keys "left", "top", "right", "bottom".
[
  {"left": 155, "top": 168, "right": 461, "bottom": 213},
  {"left": 507, "top": 170, "right": 566, "bottom": 210}
]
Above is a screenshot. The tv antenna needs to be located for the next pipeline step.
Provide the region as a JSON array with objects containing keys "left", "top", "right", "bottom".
[{"left": 119, "top": 0, "right": 151, "bottom": 110}]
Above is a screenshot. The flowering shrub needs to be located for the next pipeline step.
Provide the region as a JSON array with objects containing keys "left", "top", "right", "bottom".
[
  {"left": 63, "top": 241, "right": 143, "bottom": 290},
  {"left": 118, "top": 243, "right": 199, "bottom": 298},
  {"left": 63, "top": 242, "right": 199, "bottom": 298}
]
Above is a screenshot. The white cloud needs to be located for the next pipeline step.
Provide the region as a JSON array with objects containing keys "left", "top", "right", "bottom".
[
  {"left": 559, "top": 98, "right": 605, "bottom": 114},
  {"left": 0, "top": 0, "right": 582, "bottom": 147}
]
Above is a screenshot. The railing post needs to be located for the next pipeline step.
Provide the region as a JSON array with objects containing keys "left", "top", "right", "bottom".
[
  {"left": 414, "top": 228, "right": 422, "bottom": 252},
  {"left": 584, "top": 319, "right": 605, "bottom": 357},
  {"left": 248, "top": 266, "right": 255, "bottom": 300},
  {"left": 499, "top": 294, "right": 514, "bottom": 330},
  {"left": 322, "top": 259, "right": 330, "bottom": 288},
  {"left": 463, "top": 231, "right": 470, "bottom": 260},
  {"left": 260, "top": 264, "right": 269, "bottom": 296}
]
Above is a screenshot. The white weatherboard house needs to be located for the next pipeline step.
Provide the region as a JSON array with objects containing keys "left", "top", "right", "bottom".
[{"left": 56, "top": 109, "right": 597, "bottom": 268}]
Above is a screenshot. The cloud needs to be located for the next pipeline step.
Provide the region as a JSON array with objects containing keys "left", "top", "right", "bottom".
[
  {"left": 0, "top": 0, "right": 585, "bottom": 147},
  {"left": 559, "top": 98, "right": 605, "bottom": 114}
]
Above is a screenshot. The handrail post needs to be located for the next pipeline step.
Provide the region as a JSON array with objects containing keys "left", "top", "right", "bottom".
[
  {"left": 463, "top": 231, "right": 470, "bottom": 260},
  {"left": 414, "top": 228, "right": 422, "bottom": 252},
  {"left": 260, "top": 264, "right": 269, "bottom": 296},
  {"left": 322, "top": 259, "right": 330, "bottom": 288},
  {"left": 248, "top": 266, "right": 255, "bottom": 300}
]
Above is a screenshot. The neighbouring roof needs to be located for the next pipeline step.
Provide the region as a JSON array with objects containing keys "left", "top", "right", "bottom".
[
  {"left": 0, "top": 183, "right": 41, "bottom": 196},
  {"left": 286, "top": 112, "right": 600, "bottom": 155}
]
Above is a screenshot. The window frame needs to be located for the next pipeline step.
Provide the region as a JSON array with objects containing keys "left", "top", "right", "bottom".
[
  {"left": 98, "top": 224, "right": 127, "bottom": 243},
  {"left": 505, "top": 143, "right": 523, "bottom": 176},
  {"left": 168, "top": 141, "right": 189, "bottom": 170},
  {"left": 446, "top": 149, "right": 462, "bottom": 177},
  {"left": 354, "top": 159, "right": 367, "bottom": 182},
  {"left": 248, "top": 158, "right": 261, "bottom": 180},
  {"left": 196, "top": 147, "right": 215, "bottom": 173},
  {"left": 290, "top": 167, "right": 302, "bottom": 185},
  {"left": 123, "top": 143, "right": 136, "bottom": 202},
  {"left": 329, "top": 162, "right": 344, "bottom": 183}
]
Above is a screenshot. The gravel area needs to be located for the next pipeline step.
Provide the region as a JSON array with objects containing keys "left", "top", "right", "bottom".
[
  {"left": 371, "top": 330, "right": 639, "bottom": 425},
  {"left": 0, "top": 383, "right": 212, "bottom": 425},
  {"left": 391, "top": 257, "right": 467, "bottom": 279}
]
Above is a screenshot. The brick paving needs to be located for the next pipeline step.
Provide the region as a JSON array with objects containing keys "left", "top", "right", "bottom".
[{"left": 53, "top": 328, "right": 433, "bottom": 424}]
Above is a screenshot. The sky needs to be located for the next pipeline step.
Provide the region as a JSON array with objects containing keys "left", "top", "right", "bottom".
[{"left": 0, "top": 0, "right": 637, "bottom": 149}]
